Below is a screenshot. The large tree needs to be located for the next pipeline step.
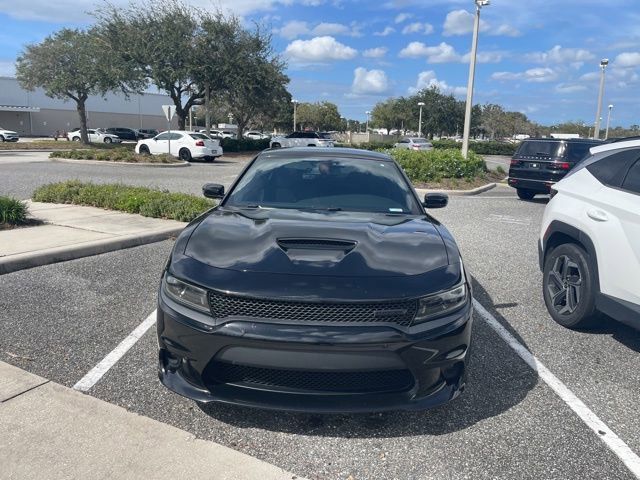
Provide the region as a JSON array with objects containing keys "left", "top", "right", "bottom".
[
  {"left": 296, "top": 102, "right": 342, "bottom": 131},
  {"left": 96, "top": 1, "right": 216, "bottom": 130},
  {"left": 16, "top": 28, "right": 140, "bottom": 144}
]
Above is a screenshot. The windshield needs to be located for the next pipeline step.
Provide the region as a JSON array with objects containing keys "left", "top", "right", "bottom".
[
  {"left": 319, "top": 133, "right": 333, "bottom": 140},
  {"left": 412, "top": 138, "right": 428, "bottom": 144},
  {"left": 224, "top": 156, "right": 421, "bottom": 214}
]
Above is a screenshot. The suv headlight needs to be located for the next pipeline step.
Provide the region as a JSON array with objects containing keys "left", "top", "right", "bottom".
[
  {"left": 414, "top": 283, "right": 468, "bottom": 323},
  {"left": 163, "top": 274, "right": 210, "bottom": 313}
]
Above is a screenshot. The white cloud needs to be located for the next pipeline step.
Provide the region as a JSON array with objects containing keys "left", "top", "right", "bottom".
[
  {"left": 491, "top": 24, "right": 521, "bottom": 37},
  {"left": 526, "top": 45, "right": 595, "bottom": 64},
  {"left": 402, "top": 22, "right": 434, "bottom": 35},
  {"left": 395, "top": 13, "right": 413, "bottom": 24},
  {"left": 443, "top": 10, "right": 488, "bottom": 36},
  {"left": 460, "top": 51, "right": 504, "bottom": 64},
  {"left": 285, "top": 36, "right": 357, "bottom": 63},
  {"left": 492, "top": 67, "right": 558, "bottom": 83},
  {"left": 278, "top": 20, "right": 310, "bottom": 39},
  {"left": 409, "top": 71, "right": 466, "bottom": 97},
  {"left": 351, "top": 67, "right": 389, "bottom": 95},
  {"left": 399, "top": 42, "right": 460, "bottom": 63},
  {"left": 374, "top": 26, "right": 395, "bottom": 36},
  {"left": 555, "top": 83, "right": 587, "bottom": 93},
  {"left": 312, "top": 22, "right": 351, "bottom": 36},
  {"left": 363, "top": 47, "right": 388, "bottom": 59},
  {"left": 614, "top": 52, "right": 640, "bottom": 68}
]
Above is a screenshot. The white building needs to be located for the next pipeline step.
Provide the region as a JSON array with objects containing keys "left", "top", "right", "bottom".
[{"left": 0, "top": 76, "right": 178, "bottom": 136}]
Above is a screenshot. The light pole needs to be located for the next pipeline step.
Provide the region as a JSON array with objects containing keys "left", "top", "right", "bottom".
[
  {"left": 366, "top": 111, "right": 370, "bottom": 133},
  {"left": 593, "top": 58, "right": 609, "bottom": 140},
  {"left": 461, "top": 0, "right": 489, "bottom": 158},
  {"left": 291, "top": 99, "right": 298, "bottom": 132},
  {"left": 417, "top": 101, "right": 425, "bottom": 137},
  {"left": 605, "top": 104, "right": 614, "bottom": 140}
]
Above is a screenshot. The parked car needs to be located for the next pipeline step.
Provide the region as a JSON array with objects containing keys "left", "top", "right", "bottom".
[
  {"left": 219, "top": 130, "right": 237, "bottom": 139},
  {"left": 270, "top": 131, "right": 334, "bottom": 148},
  {"left": 137, "top": 129, "right": 158, "bottom": 139},
  {"left": 67, "top": 128, "right": 122, "bottom": 143},
  {"left": 106, "top": 127, "right": 140, "bottom": 141},
  {"left": 394, "top": 137, "right": 433, "bottom": 151},
  {"left": 508, "top": 138, "right": 602, "bottom": 200},
  {"left": 0, "top": 126, "right": 19, "bottom": 142},
  {"left": 135, "top": 131, "right": 222, "bottom": 161},
  {"left": 156, "top": 147, "right": 472, "bottom": 412},
  {"left": 539, "top": 138, "right": 640, "bottom": 330},
  {"left": 244, "top": 131, "right": 270, "bottom": 140}
]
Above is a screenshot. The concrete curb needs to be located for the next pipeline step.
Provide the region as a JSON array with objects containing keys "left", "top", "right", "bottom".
[
  {"left": 0, "top": 226, "right": 183, "bottom": 275},
  {"left": 415, "top": 182, "right": 496, "bottom": 197},
  {"left": 51, "top": 158, "right": 190, "bottom": 168}
]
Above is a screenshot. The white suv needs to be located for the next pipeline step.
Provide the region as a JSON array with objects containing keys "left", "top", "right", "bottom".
[
  {"left": 270, "top": 131, "right": 334, "bottom": 148},
  {"left": 539, "top": 139, "right": 640, "bottom": 329}
]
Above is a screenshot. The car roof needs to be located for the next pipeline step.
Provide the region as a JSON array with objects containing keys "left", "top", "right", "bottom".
[
  {"left": 520, "top": 138, "right": 601, "bottom": 144},
  {"left": 259, "top": 147, "right": 393, "bottom": 162},
  {"left": 590, "top": 138, "right": 640, "bottom": 155}
]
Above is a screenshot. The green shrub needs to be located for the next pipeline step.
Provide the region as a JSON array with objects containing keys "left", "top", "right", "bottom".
[
  {"left": 0, "top": 196, "right": 28, "bottom": 225},
  {"left": 431, "top": 139, "right": 517, "bottom": 156},
  {"left": 220, "top": 137, "right": 270, "bottom": 152},
  {"left": 32, "top": 181, "right": 214, "bottom": 222},
  {"left": 49, "top": 148, "right": 178, "bottom": 163},
  {"left": 335, "top": 141, "right": 397, "bottom": 151},
  {"left": 389, "top": 149, "right": 485, "bottom": 182}
]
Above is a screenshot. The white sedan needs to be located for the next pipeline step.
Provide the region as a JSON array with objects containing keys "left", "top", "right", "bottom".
[
  {"left": 67, "top": 128, "right": 122, "bottom": 143},
  {"left": 393, "top": 137, "right": 433, "bottom": 151},
  {"left": 244, "top": 131, "right": 270, "bottom": 140},
  {"left": 135, "top": 131, "right": 223, "bottom": 162}
]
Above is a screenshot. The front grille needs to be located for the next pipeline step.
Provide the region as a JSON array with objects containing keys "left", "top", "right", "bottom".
[
  {"left": 206, "top": 361, "right": 414, "bottom": 393},
  {"left": 208, "top": 291, "right": 418, "bottom": 326},
  {"left": 276, "top": 238, "right": 356, "bottom": 251}
]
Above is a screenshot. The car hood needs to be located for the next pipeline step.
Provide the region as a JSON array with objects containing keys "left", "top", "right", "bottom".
[
  {"left": 1, "top": 130, "right": 17, "bottom": 135},
  {"left": 183, "top": 208, "right": 449, "bottom": 277}
]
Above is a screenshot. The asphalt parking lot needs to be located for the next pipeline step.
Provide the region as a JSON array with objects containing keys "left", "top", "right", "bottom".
[{"left": 1, "top": 155, "right": 639, "bottom": 479}]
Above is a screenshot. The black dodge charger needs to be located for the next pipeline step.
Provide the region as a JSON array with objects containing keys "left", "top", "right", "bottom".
[{"left": 157, "top": 147, "right": 473, "bottom": 412}]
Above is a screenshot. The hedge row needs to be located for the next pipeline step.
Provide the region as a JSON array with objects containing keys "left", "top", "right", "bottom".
[
  {"left": 220, "top": 137, "right": 270, "bottom": 152},
  {"left": 431, "top": 139, "right": 517, "bottom": 155},
  {"left": 50, "top": 148, "right": 178, "bottom": 163},
  {"left": 389, "top": 149, "right": 486, "bottom": 182},
  {"left": 0, "top": 196, "right": 28, "bottom": 225},
  {"left": 32, "top": 181, "right": 214, "bottom": 222}
]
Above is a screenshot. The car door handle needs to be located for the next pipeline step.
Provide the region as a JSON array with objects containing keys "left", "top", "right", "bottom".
[{"left": 587, "top": 209, "right": 608, "bottom": 222}]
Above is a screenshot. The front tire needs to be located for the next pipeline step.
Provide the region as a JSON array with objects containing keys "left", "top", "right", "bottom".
[
  {"left": 271, "top": 142, "right": 281, "bottom": 148},
  {"left": 104, "top": 137, "right": 112, "bottom": 143},
  {"left": 139, "top": 145, "right": 150, "bottom": 155},
  {"left": 543, "top": 243, "right": 599, "bottom": 329},
  {"left": 0, "top": 135, "right": 4, "bottom": 142},
  {"left": 517, "top": 188, "right": 536, "bottom": 200},
  {"left": 179, "top": 148, "right": 192, "bottom": 162},
  {"left": 72, "top": 136, "right": 81, "bottom": 142}
]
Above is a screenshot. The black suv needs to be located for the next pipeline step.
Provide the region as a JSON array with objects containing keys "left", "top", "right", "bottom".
[
  {"left": 508, "top": 138, "right": 602, "bottom": 200},
  {"left": 106, "top": 127, "right": 140, "bottom": 141}
]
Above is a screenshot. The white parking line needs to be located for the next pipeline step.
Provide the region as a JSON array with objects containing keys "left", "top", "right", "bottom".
[
  {"left": 73, "top": 310, "right": 157, "bottom": 392},
  {"left": 473, "top": 299, "right": 640, "bottom": 479}
]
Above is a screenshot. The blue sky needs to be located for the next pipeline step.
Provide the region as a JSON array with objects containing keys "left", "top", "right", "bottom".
[{"left": 1, "top": 0, "right": 639, "bottom": 125}]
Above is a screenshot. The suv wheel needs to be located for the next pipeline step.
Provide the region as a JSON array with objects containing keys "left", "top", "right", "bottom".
[
  {"left": 271, "top": 142, "right": 281, "bottom": 148},
  {"left": 517, "top": 188, "right": 536, "bottom": 200},
  {"left": 543, "top": 243, "right": 599, "bottom": 329},
  {"left": 0, "top": 135, "right": 4, "bottom": 142},
  {"left": 104, "top": 137, "right": 112, "bottom": 143},
  {"left": 139, "top": 145, "right": 150, "bottom": 155}
]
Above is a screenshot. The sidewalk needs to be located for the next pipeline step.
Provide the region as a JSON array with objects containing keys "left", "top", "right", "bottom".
[
  {"left": 0, "top": 361, "right": 301, "bottom": 480},
  {"left": 0, "top": 202, "right": 186, "bottom": 274}
]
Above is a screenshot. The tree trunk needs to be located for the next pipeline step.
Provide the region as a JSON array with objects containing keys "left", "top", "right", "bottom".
[
  {"left": 77, "top": 96, "right": 89, "bottom": 144},
  {"left": 177, "top": 112, "right": 187, "bottom": 130}
]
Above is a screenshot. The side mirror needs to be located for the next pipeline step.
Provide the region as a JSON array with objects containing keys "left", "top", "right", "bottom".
[
  {"left": 423, "top": 192, "right": 448, "bottom": 209},
  {"left": 203, "top": 183, "right": 224, "bottom": 199}
]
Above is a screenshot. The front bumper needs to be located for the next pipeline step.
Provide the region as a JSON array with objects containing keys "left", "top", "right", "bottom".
[{"left": 157, "top": 288, "right": 473, "bottom": 413}]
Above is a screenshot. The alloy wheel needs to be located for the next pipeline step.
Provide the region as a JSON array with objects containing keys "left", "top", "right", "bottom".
[{"left": 547, "top": 255, "right": 583, "bottom": 315}]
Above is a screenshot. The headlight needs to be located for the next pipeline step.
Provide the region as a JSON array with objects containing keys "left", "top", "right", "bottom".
[
  {"left": 414, "top": 283, "right": 468, "bottom": 323},
  {"left": 163, "top": 274, "right": 210, "bottom": 313}
]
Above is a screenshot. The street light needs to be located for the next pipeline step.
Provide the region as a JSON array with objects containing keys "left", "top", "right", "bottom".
[
  {"left": 417, "top": 102, "right": 425, "bottom": 137},
  {"left": 461, "top": 0, "right": 489, "bottom": 158},
  {"left": 593, "top": 58, "right": 609, "bottom": 140},
  {"left": 365, "top": 111, "right": 371, "bottom": 133},
  {"left": 605, "top": 104, "right": 614, "bottom": 140},
  {"left": 291, "top": 99, "right": 298, "bottom": 132}
]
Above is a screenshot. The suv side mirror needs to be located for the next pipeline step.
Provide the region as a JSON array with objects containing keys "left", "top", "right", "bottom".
[
  {"left": 203, "top": 183, "right": 224, "bottom": 199},
  {"left": 423, "top": 192, "right": 448, "bottom": 209}
]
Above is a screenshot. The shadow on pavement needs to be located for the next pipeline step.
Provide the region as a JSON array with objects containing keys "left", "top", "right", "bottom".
[
  {"left": 198, "top": 278, "right": 539, "bottom": 438},
  {"left": 578, "top": 316, "right": 640, "bottom": 353}
]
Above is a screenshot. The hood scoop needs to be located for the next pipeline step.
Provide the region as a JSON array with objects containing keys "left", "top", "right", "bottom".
[{"left": 276, "top": 238, "right": 357, "bottom": 252}]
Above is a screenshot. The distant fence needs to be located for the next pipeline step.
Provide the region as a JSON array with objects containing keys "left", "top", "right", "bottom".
[{"left": 333, "top": 132, "right": 401, "bottom": 145}]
